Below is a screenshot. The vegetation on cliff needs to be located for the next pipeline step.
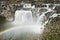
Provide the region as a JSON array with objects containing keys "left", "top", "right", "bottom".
[
  {"left": 42, "top": 17, "right": 60, "bottom": 40},
  {"left": 0, "top": 0, "right": 60, "bottom": 4}
]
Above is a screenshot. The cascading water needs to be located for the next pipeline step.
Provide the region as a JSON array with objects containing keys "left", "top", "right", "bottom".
[
  {"left": 1, "top": 9, "right": 45, "bottom": 34},
  {"left": 12, "top": 9, "right": 45, "bottom": 34},
  {"left": 0, "top": 4, "right": 56, "bottom": 39},
  {"left": 14, "top": 10, "right": 33, "bottom": 24}
]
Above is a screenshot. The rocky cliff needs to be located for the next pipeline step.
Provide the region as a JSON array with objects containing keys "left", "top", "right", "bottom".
[{"left": 0, "top": 1, "right": 60, "bottom": 21}]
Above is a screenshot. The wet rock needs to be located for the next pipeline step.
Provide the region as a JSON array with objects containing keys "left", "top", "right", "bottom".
[
  {"left": 39, "top": 8, "right": 47, "bottom": 12},
  {"left": 0, "top": 16, "right": 6, "bottom": 31},
  {"left": 45, "top": 12, "right": 54, "bottom": 18},
  {"left": 55, "top": 6, "right": 60, "bottom": 13},
  {"left": 0, "top": 16, "right": 6, "bottom": 23}
]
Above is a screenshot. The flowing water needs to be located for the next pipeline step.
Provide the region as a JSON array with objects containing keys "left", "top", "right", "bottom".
[{"left": 0, "top": 4, "right": 56, "bottom": 40}]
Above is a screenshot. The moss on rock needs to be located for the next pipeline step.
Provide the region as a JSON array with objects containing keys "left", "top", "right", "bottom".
[{"left": 42, "top": 17, "right": 60, "bottom": 40}]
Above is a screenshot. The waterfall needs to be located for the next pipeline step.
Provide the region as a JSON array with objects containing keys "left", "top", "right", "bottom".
[
  {"left": 0, "top": 4, "right": 55, "bottom": 37},
  {"left": 8, "top": 9, "right": 45, "bottom": 34},
  {"left": 13, "top": 10, "right": 33, "bottom": 24},
  {"left": 0, "top": 4, "right": 57, "bottom": 40}
]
